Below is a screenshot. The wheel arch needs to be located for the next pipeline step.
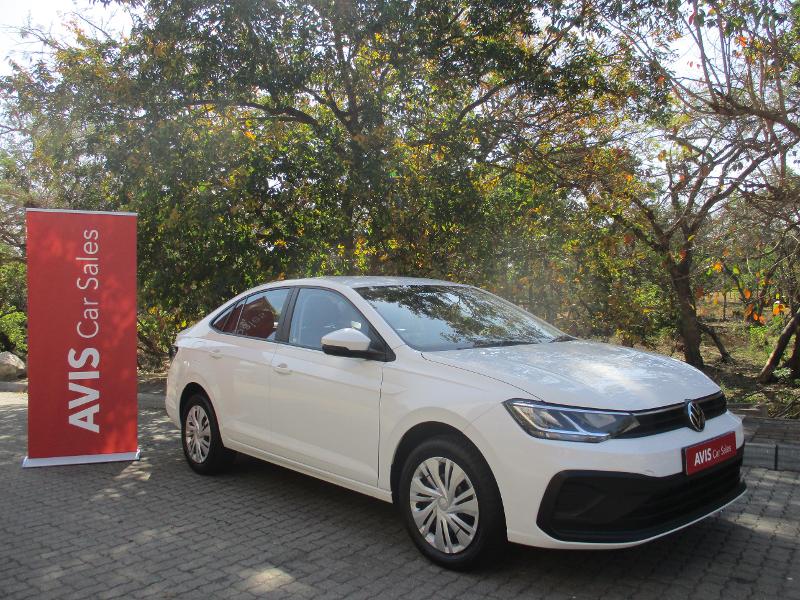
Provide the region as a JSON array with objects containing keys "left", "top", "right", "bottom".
[
  {"left": 389, "top": 421, "right": 499, "bottom": 507},
  {"left": 179, "top": 382, "right": 210, "bottom": 420}
]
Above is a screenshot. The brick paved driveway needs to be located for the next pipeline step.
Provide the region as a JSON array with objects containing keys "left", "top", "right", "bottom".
[{"left": 1, "top": 393, "right": 799, "bottom": 600}]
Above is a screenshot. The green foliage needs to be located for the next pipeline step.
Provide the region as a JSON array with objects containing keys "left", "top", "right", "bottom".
[
  {"left": 0, "top": 260, "right": 27, "bottom": 354},
  {"left": 745, "top": 318, "right": 785, "bottom": 359},
  {"left": 748, "top": 326, "right": 771, "bottom": 351},
  {"left": 773, "top": 368, "right": 798, "bottom": 384},
  {"left": 137, "top": 307, "right": 185, "bottom": 371},
  {"left": 0, "top": 312, "right": 27, "bottom": 355},
  {"left": 0, "top": 0, "right": 795, "bottom": 373}
]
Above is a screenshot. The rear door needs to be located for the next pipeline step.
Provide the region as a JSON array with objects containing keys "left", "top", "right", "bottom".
[
  {"left": 199, "top": 298, "right": 247, "bottom": 438},
  {"left": 268, "top": 287, "right": 383, "bottom": 485},
  {"left": 222, "top": 287, "right": 292, "bottom": 450}
]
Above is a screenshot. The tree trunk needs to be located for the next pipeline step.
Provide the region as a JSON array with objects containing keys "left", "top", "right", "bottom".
[
  {"left": 757, "top": 309, "right": 800, "bottom": 383},
  {"left": 670, "top": 263, "right": 704, "bottom": 368},
  {"left": 698, "top": 322, "right": 732, "bottom": 363},
  {"left": 786, "top": 327, "right": 800, "bottom": 380},
  {"left": 722, "top": 291, "right": 727, "bottom": 320}
]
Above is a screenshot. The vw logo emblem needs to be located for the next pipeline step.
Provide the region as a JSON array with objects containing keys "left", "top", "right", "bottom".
[{"left": 686, "top": 401, "right": 706, "bottom": 432}]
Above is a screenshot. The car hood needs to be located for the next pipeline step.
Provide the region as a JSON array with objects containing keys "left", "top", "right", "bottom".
[{"left": 421, "top": 340, "right": 720, "bottom": 411}]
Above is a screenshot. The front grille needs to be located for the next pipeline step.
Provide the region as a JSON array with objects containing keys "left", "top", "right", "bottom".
[
  {"left": 537, "top": 449, "right": 745, "bottom": 543},
  {"left": 618, "top": 391, "right": 727, "bottom": 439}
]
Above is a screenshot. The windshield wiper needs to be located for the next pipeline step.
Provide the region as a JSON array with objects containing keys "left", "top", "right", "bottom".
[
  {"left": 549, "top": 334, "right": 576, "bottom": 343},
  {"left": 471, "top": 339, "right": 539, "bottom": 348}
]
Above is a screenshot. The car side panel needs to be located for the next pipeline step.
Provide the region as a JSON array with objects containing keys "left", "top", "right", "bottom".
[
  {"left": 223, "top": 437, "right": 393, "bottom": 503},
  {"left": 165, "top": 353, "right": 183, "bottom": 426},
  {"left": 377, "top": 348, "right": 523, "bottom": 492},
  {"left": 165, "top": 345, "right": 224, "bottom": 429}
]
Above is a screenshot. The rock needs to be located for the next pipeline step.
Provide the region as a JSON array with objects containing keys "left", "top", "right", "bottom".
[{"left": 0, "top": 352, "right": 26, "bottom": 381}]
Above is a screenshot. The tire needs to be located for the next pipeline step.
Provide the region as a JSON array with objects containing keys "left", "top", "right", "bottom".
[
  {"left": 181, "top": 392, "right": 236, "bottom": 475},
  {"left": 399, "top": 435, "right": 506, "bottom": 570}
]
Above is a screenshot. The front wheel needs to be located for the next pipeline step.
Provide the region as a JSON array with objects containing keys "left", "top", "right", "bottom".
[
  {"left": 181, "top": 393, "right": 235, "bottom": 475},
  {"left": 399, "top": 435, "right": 506, "bottom": 570}
]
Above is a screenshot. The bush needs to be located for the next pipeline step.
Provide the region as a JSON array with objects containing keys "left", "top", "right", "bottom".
[
  {"left": 0, "top": 310, "right": 26, "bottom": 355},
  {"left": 0, "top": 261, "right": 26, "bottom": 355}
]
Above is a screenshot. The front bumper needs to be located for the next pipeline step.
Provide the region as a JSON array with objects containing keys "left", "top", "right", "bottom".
[
  {"left": 536, "top": 448, "right": 745, "bottom": 543},
  {"left": 465, "top": 405, "right": 746, "bottom": 549}
]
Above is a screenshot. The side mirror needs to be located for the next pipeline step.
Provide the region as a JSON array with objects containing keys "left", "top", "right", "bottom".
[
  {"left": 321, "top": 328, "right": 381, "bottom": 359},
  {"left": 321, "top": 327, "right": 395, "bottom": 362}
]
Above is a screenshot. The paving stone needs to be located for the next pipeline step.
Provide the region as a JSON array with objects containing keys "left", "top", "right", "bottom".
[
  {"left": 1, "top": 393, "right": 799, "bottom": 599},
  {"left": 778, "top": 443, "right": 800, "bottom": 472},
  {"left": 743, "top": 442, "right": 777, "bottom": 469}
]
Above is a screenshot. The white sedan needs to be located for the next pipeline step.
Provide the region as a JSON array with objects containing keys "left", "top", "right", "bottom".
[{"left": 166, "top": 276, "right": 746, "bottom": 569}]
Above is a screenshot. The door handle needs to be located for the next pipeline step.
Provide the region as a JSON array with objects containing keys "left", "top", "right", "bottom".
[
  {"left": 210, "top": 349, "right": 222, "bottom": 359},
  {"left": 273, "top": 362, "right": 292, "bottom": 375}
]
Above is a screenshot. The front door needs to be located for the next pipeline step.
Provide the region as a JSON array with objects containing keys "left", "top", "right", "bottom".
[{"left": 269, "top": 287, "right": 382, "bottom": 485}]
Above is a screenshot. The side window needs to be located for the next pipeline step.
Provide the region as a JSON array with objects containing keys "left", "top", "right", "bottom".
[
  {"left": 211, "top": 299, "right": 245, "bottom": 333},
  {"left": 288, "top": 288, "right": 373, "bottom": 350},
  {"left": 234, "top": 288, "right": 290, "bottom": 340}
]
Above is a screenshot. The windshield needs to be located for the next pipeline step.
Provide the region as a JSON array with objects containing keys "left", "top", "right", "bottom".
[{"left": 356, "top": 285, "right": 566, "bottom": 351}]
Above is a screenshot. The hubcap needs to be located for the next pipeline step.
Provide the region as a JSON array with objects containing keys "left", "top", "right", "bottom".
[
  {"left": 185, "top": 405, "right": 211, "bottom": 464},
  {"left": 409, "top": 457, "right": 479, "bottom": 554}
]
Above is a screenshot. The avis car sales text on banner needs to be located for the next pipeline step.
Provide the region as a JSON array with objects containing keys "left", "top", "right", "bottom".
[{"left": 23, "top": 209, "right": 139, "bottom": 467}]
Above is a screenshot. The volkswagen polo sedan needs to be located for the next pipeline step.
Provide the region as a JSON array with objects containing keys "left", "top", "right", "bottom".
[{"left": 166, "top": 276, "right": 746, "bottom": 569}]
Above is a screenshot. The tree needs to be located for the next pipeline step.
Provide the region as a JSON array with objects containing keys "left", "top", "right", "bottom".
[
  {"left": 603, "top": 0, "right": 800, "bottom": 367},
  {"left": 2, "top": 0, "right": 660, "bottom": 312}
]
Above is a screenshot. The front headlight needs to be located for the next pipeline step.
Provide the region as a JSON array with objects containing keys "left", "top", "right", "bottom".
[{"left": 503, "top": 399, "right": 638, "bottom": 443}]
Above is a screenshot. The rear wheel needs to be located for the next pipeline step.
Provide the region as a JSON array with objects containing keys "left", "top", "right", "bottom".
[
  {"left": 181, "top": 393, "right": 235, "bottom": 475},
  {"left": 399, "top": 435, "right": 506, "bottom": 570}
]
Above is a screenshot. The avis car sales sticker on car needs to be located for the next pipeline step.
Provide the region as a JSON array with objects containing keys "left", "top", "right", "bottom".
[{"left": 684, "top": 431, "right": 737, "bottom": 476}]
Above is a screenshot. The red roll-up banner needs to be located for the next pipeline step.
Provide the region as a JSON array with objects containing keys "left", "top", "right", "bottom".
[{"left": 23, "top": 209, "right": 140, "bottom": 467}]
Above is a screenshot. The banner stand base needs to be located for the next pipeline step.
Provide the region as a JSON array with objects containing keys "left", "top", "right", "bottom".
[{"left": 22, "top": 449, "right": 141, "bottom": 468}]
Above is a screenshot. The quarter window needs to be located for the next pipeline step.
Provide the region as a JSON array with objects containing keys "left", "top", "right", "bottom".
[
  {"left": 234, "top": 289, "right": 290, "bottom": 340},
  {"left": 288, "top": 288, "right": 373, "bottom": 350},
  {"left": 211, "top": 299, "right": 245, "bottom": 333}
]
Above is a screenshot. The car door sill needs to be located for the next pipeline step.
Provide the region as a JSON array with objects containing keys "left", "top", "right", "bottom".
[{"left": 225, "top": 439, "right": 393, "bottom": 503}]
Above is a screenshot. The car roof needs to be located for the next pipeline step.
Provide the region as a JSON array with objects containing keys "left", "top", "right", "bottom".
[{"left": 278, "top": 275, "right": 463, "bottom": 289}]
